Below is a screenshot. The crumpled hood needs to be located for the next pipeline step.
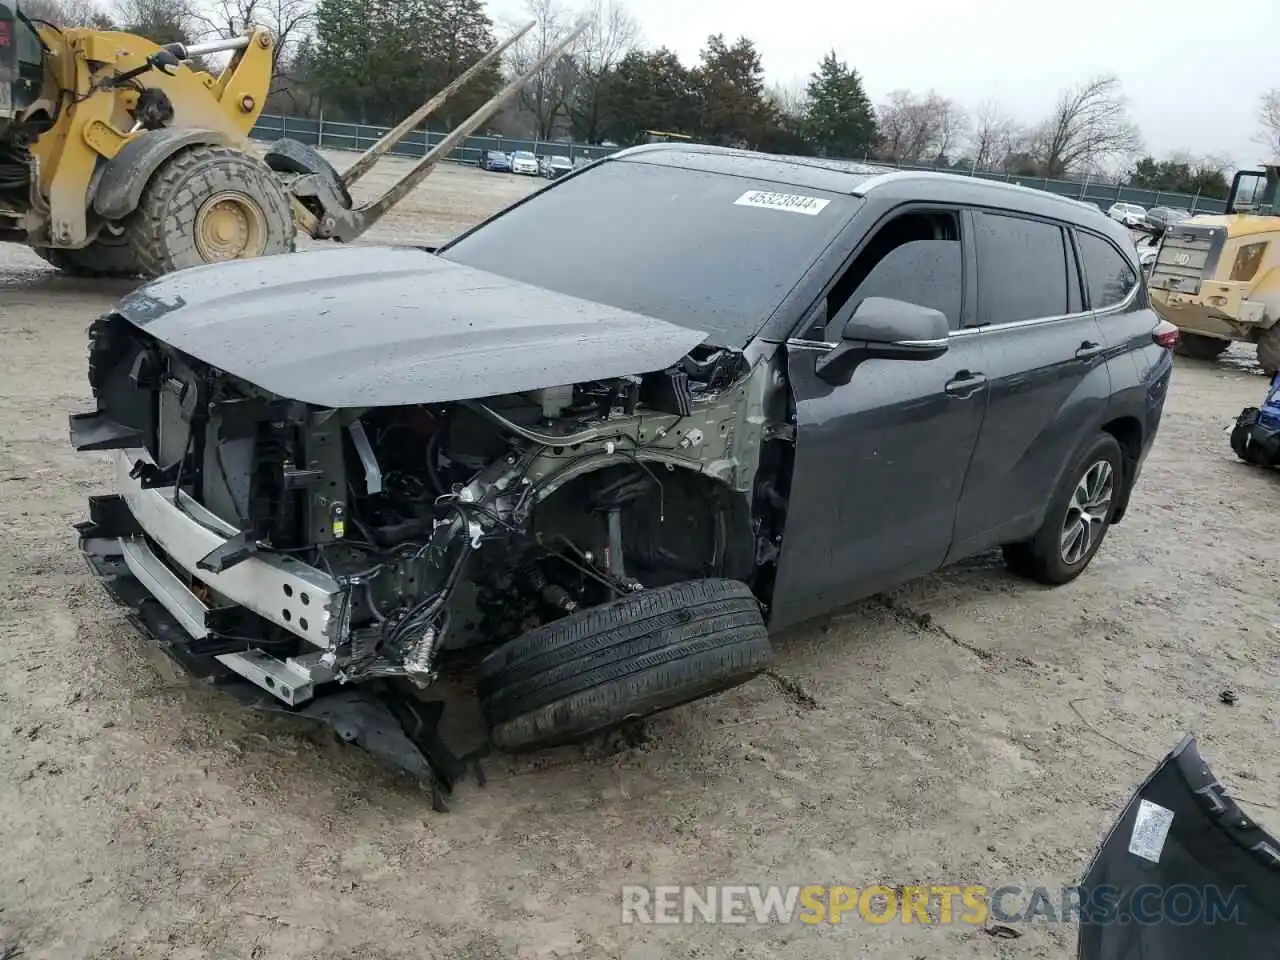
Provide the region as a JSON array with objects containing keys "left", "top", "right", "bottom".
[{"left": 115, "top": 246, "right": 708, "bottom": 408}]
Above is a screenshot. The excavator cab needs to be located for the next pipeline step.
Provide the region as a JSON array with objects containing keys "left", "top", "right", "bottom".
[{"left": 1225, "top": 165, "right": 1280, "bottom": 215}]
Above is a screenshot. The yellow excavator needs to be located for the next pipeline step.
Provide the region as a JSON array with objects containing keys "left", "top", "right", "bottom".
[
  {"left": 0, "top": 6, "right": 581, "bottom": 277},
  {"left": 1147, "top": 165, "right": 1280, "bottom": 371}
]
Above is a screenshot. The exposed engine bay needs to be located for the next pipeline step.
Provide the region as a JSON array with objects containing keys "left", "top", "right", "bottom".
[{"left": 79, "top": 313, "right": 786, "bottom": 707}]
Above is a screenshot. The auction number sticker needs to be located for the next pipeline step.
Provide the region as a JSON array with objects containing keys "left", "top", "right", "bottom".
[
  {"left": 1128, "top": 799, "right": 1175, "bottom": 863},
  {"left": 734, "top": 190, "right": 830, "bottom": 215}
]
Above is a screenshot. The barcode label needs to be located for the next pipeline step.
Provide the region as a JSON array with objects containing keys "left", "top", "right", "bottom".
[
  {"left": 734, "top": 190, "right": 830, "bottom": 216},
  {"left": 1128, "top": 799, "right": 1175, "bottom": 863}
]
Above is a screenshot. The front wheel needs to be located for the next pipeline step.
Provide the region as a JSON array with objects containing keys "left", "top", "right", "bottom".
[
  {"left": 126, "top": 144, "right": 296, "bottom": 278},
  {"left": 1003, "top": 433, "right": 1125, "bottom": 585},
  {"left": 478, "top": 579, "right": 772, "bottom": 753}
]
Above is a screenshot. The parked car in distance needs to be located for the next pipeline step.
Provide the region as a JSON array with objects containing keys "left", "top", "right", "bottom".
[
  {"left": 69, "top": 144, "right": 1177, "bottom": 793},
  {"left": 542, "top": 155, "right": 573, "bottom": 179},
  {"left": 509, "top": 150, "right": 539, "bottom": 175},
  {"left": 1143, "top": 206, "right": 1191, "bottom": 230},
  {"left": 477, "top": 149, "right": 511, "bottom": 173},
  {"left": 1108, "top": 201, "right": 1148, "bottom": 226}
]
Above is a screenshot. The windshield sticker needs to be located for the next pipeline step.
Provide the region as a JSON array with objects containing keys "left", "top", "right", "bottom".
[
  {"left": 734, "top": 190, "right": 830, "bottom": 216},
  {"left": 1128, "top": 799, "right": 1175, "bottom": 863}
]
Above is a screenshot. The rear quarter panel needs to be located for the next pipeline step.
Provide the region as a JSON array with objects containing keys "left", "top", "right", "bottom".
[{"left": 1096, "top": 303, "right": 1173, "bottom": 513}]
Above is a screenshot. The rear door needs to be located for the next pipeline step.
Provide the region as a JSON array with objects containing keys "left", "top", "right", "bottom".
[{"left": 947, "top": 209, "right": 1111, "bottom": 560}]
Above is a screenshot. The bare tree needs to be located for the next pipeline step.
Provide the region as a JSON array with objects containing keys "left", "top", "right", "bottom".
[
  {"left": 1031, "top": 75, "right": 1142, "bottom": 178},
  {"left": 933, "top": 97, "right": 968, "bottom": 164},
  {"left": 969, "top": 99, "right": 1023, "bottom": 171},
  {"left": 20, "top": 0, "right": 113, "bottom": 26},
  {"left": 1257, "top": 88, "right": 1280, "bottom": 160},
  {"left": 875, "top": 89, "right": 964, "bottom": 166},
  {"left": 186, "top": 0, "right": 315, "bottom": 76},
  {"left": 110, "top": 0, "right": 198, "bottom": 42},
  {"left": 503, "top": 0, "right": 584, "bottom": 140},
  {"left": 766, "top": 79, "right": 808, "bottom": 121},
  {"left": 567, "top": 0, "right": 639, "bottom": 141}
]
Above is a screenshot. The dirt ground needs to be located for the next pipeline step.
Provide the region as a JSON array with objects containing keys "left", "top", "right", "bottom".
[{"left": 1, "top": 153, "right": 1278, "bottom": 960}]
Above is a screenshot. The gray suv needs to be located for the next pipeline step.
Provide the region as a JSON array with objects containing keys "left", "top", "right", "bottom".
[{"left": 70, "top": 145, "right": 1176, "bottom": 804}]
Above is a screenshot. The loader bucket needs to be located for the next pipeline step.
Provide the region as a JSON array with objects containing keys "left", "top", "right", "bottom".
[{"left": 273, "top": 19, "right": 588, "bottom": 244}]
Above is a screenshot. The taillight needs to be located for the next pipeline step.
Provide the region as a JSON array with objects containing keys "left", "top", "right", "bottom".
[{"left": 1153, "top": 320, "right": 1180, "bottom": 349}]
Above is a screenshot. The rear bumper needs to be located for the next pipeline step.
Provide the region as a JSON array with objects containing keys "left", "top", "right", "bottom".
[{"left": 1149, "top": 283, "right": 1266, "bottom": 338}]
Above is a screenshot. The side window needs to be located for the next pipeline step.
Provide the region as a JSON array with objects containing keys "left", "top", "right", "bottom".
[
  {"left": 1076, "top": 231, "right": 1138, "bottom": 309},
  {"left": 974, "top": 212, "right": 1069, "bottom": 325},
  {"left": 827, "top": 211, "right": 964, "bottom": 331}
]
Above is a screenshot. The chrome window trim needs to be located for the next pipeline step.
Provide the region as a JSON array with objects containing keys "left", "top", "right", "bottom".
[
  {"left": 785, "top": 338, "right": 836, "bottom": 352},
  {"left": 949, "top": 279, "right": 1139, "bottom": 337}
]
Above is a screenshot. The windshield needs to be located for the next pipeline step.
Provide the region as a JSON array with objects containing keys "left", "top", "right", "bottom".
[
  {"left": 439, "top": 159, "right": 856, "bottom": 347},
  {"left": 512, "top": 151, "right": 534, "bottom": 160}
]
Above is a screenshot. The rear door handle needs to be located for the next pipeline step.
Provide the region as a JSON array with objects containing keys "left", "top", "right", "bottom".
[
  {"left": 944, "top": 370, "right": 987, "bottom": 398},
  {"left": 1076, "top": 340, "right": 1104, "bottom": 360}
]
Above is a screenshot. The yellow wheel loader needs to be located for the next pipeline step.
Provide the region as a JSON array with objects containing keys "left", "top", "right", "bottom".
[
  {"left": 0, "top": 6, "right": 581, "bottom": 278},
  {"left": 1147, "top": 165, "right": 1280, "bottom": 371}
]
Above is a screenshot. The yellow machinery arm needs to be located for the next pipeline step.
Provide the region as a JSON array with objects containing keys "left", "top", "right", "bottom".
[
  {"left": 28, "top": 25, "right": 274, "bottom": 248},
  {"left": 272, "top": 18, "right": 589, "bottom": 244},
  {"left": 7, "top": 16, "right": 586, "bottom": 278}
]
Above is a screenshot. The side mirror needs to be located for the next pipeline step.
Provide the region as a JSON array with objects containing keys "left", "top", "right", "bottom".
[{"left": 815, "top": 297, "right": 950, "bottom": 386}]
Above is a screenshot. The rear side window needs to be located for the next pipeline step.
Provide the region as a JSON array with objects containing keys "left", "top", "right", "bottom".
[
  {"left": 974, "top": 212, "right": 1069, "bottom": 325},
  {"left": 1076, "top": 231, "right": 1138, "bottom": 309}
]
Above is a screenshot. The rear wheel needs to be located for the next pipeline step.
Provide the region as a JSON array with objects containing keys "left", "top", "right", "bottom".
[
  {"left": 1174, "top": 332, "right": 1230, "bottom": 361},
  {"left": 126, "top": 144, "right": 295, "bottom": 278},
  {"left": 478, "top": 579, "right": 772, "bottom": 753},
  {"left": 1003, "top": 433, "right": 1125, "bottom": 585},
  {"left": 1257, "top": 325, "right": 1280, "bottom": 375}
]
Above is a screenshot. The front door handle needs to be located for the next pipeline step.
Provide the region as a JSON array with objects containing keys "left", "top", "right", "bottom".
[
  {"left": 944, "top": 370, "right": 987, "bottom": 398},
  {"left": 1076, "top": 340, "right": 1104, "bottom": 360}
]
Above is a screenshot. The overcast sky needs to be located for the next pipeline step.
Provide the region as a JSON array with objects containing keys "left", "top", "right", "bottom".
[{"left": 487, "top": 0, "right": 1275, "bottom": 169}]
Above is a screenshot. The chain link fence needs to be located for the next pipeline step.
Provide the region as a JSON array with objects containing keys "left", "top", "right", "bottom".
[
  {"left": 249, "top": 114, "right": 615, "bottom": 168},
  {"left": 249, "top": 113, "right": 1224, "bottom": 214}
]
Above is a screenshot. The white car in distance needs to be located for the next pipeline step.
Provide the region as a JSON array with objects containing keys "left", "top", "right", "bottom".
[
  {"left": 1107, "top": 202, "right": 1148, "bottom": 227},
  {"left": 509, "top": 150, "right": 540, "bottom": 176}
]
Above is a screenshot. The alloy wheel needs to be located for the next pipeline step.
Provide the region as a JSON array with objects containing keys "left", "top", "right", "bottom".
[{"left": 1060, "top": 460, "right": 1114, "bottom": 565}]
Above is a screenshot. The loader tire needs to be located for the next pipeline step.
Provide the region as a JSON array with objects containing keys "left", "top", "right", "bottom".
[
  {"left": 126, "top": 144, "right": 295, "bottom": 278},
  {"left": 1174, "top": 332, "right": 1230, "bottom": 361},
  {"left": 1258, "top": 325, "right": 1280, "bottom": 375},
  {"left": 34, "top": 230, "right": 140, "bottom": 278},
  {"left": 478, "top": 579, "right": 772, "bottom": 753}
]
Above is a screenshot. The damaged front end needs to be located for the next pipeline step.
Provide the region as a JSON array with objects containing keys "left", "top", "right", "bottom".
[
  {"left": 71, "top": 306, "right": 777, "bottom": 804},
  {"left": 1078, "top": 734, "right": 1280, "bottom": 959}
]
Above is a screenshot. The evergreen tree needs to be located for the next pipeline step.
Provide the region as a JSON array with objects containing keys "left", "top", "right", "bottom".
[
  {"left": 313, "top": 0, "right": 499, "bottom": 126},
  {"left": 694, "top": 34, "right": 776, "bottom": 147},
  {"left": 803, "top": 51, "right": 877, "bottom": 158}
]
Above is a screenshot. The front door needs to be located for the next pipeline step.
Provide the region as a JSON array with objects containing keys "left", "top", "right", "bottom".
[{"left": 770, "top": 206, "right": 990, "bottom": 628}]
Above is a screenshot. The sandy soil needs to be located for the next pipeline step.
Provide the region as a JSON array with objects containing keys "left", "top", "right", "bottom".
[{"left": 1, "top": 154, "right": 1278, "bottom": 960}]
